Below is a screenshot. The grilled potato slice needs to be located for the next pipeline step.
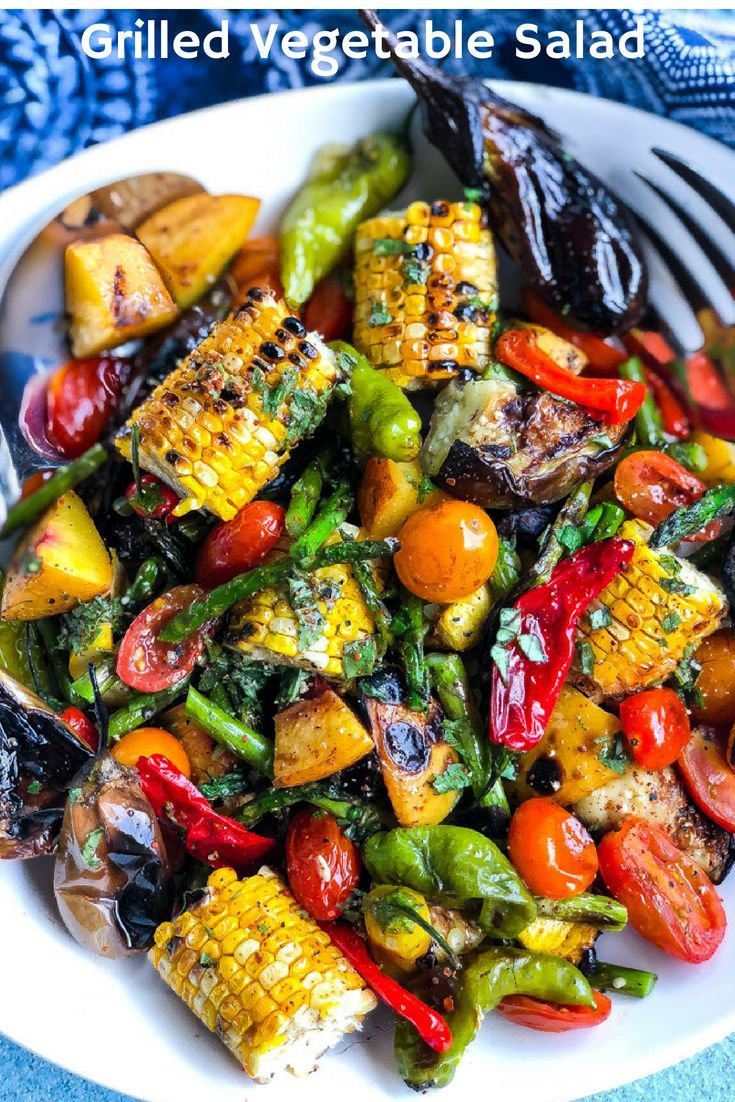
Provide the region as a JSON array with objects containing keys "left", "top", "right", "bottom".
[{"left": 274, "top": 688, "right": 374, "bottom": 787}]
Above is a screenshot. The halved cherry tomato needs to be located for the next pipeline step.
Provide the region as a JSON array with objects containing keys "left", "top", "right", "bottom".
[
  {"left": 20, "top": 469, "right": 54, "bottom": 500},
  {"left": 394, "top": 499, "right": 498, "bottom": 603},
  {"left": 112, "top": 726, "right": 191, "bottom": 778},
  {"left": 598, "top": 818, "right": 726, "bottom": 963},
  {"left": 60, "top": 706, "right": 99, "bottom": 752},
  {"left": 498, "top": 990, "right": 612, "bottom": 1032},
  {"left": 613, "top": 450, "right": 722, "bottom": 542},
  {"left": 679, "top": 727, "right": 735, "bottom": 832},
  {"left": 507, "top": 798, "right": 598, "bottom": 899},
  {"left": 116, "top": 584, "right": 207, "bottom": 692},
  {"left": 304, "top": 275, "right": 353, "bottom": 342},
  {"left": 195, "top": 501, "right": 285, "bottom": 589},
  {"left": 522, "top": 289, "right": 627, "bottom": 373},
  {"left": 619, "top": 687, "right": 690, "bottom": 771},
  {"left": 125, "top": 474, "right": 180, "bottom": 521},
  {"left": 623, "top": 329, "right": 675, "bottom": 372},
  {"left": 285, "top": 808, "right": 360, "bottom": 921},
  {"left": 46, "top": 356, "right": 131, "bottom": 458},
  {"left": 230, "top": 236, "right": 283, "bottom": 304}
]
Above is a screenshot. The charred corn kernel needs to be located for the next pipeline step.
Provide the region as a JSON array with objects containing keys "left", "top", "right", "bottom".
[
  {"left": 226, "top": 526, "right": 375, "bottom": 681},
  {"left": 353, "top": 200, "right": 497, "bottom": 390},
  {"left": 574, "top": 519, "right": 727, "bottom": 700},
  {"left": 689, "top": 431, "right": 735, "bottom": 485},
  {"left": 364, "top": 886, "right": 431, "bottom": 972},
  {"left": 517, "top": 917, "right": 597, "bottom": 966},
  {"left": 149, "top": 866, "right": 376, "bottom": 1083},
  {"left": 116, "top": 290, "right": 341, "bottom": 520},
  {"left": 425, "top": 583, "right": 492, "bottom": 652}
]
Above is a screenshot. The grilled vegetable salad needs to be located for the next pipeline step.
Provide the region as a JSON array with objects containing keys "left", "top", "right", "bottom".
[{"left": 3, "top": 45, "right": 735, "bottom": 1089}]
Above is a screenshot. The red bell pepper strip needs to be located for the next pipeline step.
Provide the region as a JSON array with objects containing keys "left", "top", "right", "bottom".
[
  {"left": 497, "top": 330, "right": 646, "bottom": 425},
  {"left": 137, "top": 754, "right": 275, "bottom": 868},
  {"left": 522, "top": 290, "right": 627, "bottom": 373},
  {"left": 490, "top": 539, "right": 634, "bottom": 751},
  {"left": 320, "top": 921, "right": 452, "bottom": 1054},
  {"left": 643, "top": 367, "right": 690, "bottom": 439}
]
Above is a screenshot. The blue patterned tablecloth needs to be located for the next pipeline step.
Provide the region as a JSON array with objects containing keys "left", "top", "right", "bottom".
[{"left": 1, "top": 8, "right": 735, "bottom": 1102}]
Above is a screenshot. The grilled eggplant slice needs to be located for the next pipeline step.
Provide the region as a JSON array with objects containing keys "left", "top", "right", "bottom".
[
  {"left": 574, "top": 764, "right": 733, "bottom": 884},
  {"left": 0, "top": 671, "right": 92, "bottom": 859},
  {"left": 361, "top": 10, "right": 647, "bottom": 333}
]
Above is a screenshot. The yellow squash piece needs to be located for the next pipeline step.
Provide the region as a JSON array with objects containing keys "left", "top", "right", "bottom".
[
  {"left": 364, "top": 885, "right": 432, "bottom": 972},
  {"left": 510, "top": 684, "right": 624, "bottom": 807},
  {"left": 689, "top": 430, "right": 735, "bottom": 485},
  {"left": 149, "top": 866, "right": 376, "bottom": 1083},
  {"left": 65, "top": 232, "right": 178, "bottom": 358},
  {"left": 273, "top": 688, "right": 374, "bottom": 787},
  {"left": 357, "top": 457, "right": 445, "bottom": 540},
  {"left": 517, "top": 917, "right": 597, "bottom": 965},
  {"left": 426, "top": 583, "right": 492, "bottom": 652},
  {"left": 136, "top": 194, "right": 260, "bottom": 308},
  {"left": 2, "top": 492, "right": 112, "bottom": 621}
]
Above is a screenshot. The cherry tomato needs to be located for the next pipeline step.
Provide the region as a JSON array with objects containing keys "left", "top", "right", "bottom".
[
  {"left": 116, "top": 584, "right": 207, "bottom": 692},
  {"left": 195, "top": 501, "right": 285, "bottom": 589},
  {"left": 304, "top": 276, "right": 353, "bottom": 342},
  {"left": 20, "top": 469, "right": 54, "bottom": 500},
  {"left": 522, "top": 289, "right": 626, "bottom": 373},
  {"left": 46, "top": 356, "right": 131, "bottom": 458},
  {"left": 112, "top": 727, "right": 191, "bottom": 778},
  {"left": 679, "top": 727, "right": 735, "bottom": 832},
  {"left": 394, "top": 499, "right": 498, "bottom": 603},
  {"left": 507, "top": 798, "right": 598, "bottom": 899},
  {"left": 613, "top": 450, "right": 721, "bottom": 542},
  {"left": 497, "top": 990, "right": 611, "bottom": 1032},
  {"left": 619, "top": 687, "right": 691, "bottom": 771},
  {"left": 691, "top": 630, "right": 735, "bottom": 727},
  {"left": 285, "top": 808, "right": 360, "bottom": 921},
  {"left": 125, "top": 474, "right": 180, "bottom": 521},
  {"left": 598, "top": 818, "right": 726, "bottom": 963},
  {"left": 60, "top": 706, "right": 99, "bottom": 752}
]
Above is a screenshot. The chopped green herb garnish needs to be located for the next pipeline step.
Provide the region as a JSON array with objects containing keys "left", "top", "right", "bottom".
[
  {"left": 27, "top": 780, "right": 42, "bottom": 795},
  {"left": 577, "top": 640, "right": 596, "bottom": 676},
  {"left": 588, "top": 606, "right": 613, "bottom": 630},
  {"left": 599, "top": 732, "right": 630, "bottom": 775},
  {"left": 433, "top": 762, "right": 472, "bottom": 795},
  {"left": 57, "top": 595, "right": 124, "bottom": 655},
  {"left": 662, "top": 612, "right": 682, "bottom": 633},
  {"left": 368, "top": 300, "right": 392, "bottom": 327},
  {"left": 373, "top": 238, "right": 415, "bottom": 256},
  {"left": 401, "top": 254, "right": 430, "bottom": 286},
  {"left": 660, "top": 577, "right": 696, "bottom": 597},
  {"left": 80, "top": 826, "right": 104, "bottom": 870},
  {"left": 343, "top": 636, "right": 378, "bottom": 679}
]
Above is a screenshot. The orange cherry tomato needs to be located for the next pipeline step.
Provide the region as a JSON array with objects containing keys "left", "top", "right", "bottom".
[
  {"left": 20, "top": 469, "right": 54, "bottom": 500},
  {"left": 507, "top": 798, "right": 598, "bottom": 899},
  {"left": 498, "top": 990, "right": 611, "bottom": 1032},
  {"left": 613, "top": 450, "right": 721, "bottom": 542},
  {"left": 394, "top": 499, "right": 498, "bottom": 603},
  {"left": 195, "top": 501, "right": 285, "bottom": 589},
  {"left": 116, "top": 585, "right": 207, "bottom": 692},
  {"left": 60, "top": 706, "right": 99, "bottom": 752},
  {"left": 125, "top": 474, "right": 180, "bottom": 521},
  {"left": 679, "top": 727, "right": 735, "bottom": 832},
  {"left": 285, "top": 809, "right": 360, "bottom": 921},
  {"left": 304, "top": 275, "right": 353, "bottom": 342},
  {"left": 112, "top": 727, "right": 191, "bottom": 778},
  {"left": 598, "top": 818, "right": 726, "bottom": 963},
  {"left": 46, "top": 356, "right": 131, "bottom": 458},
  {"left": 691, "top": 630, "right": 735, "bottom": 727},
  {"left": 230, "top": 236, "right": 283, "bottom": 303},
  {"left": 619, "top": 687, "right": 690, "bottom": 771}
]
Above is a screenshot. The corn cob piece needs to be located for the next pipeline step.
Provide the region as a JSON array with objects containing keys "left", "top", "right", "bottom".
[
  {"left": 116, "top": 289, "right": 341, "bottom": 520},
  {"left": 517, "top": 917, "right": 597, "bottom": 966},
  {"left": 353, "top": 200, "right": 497, "bottom": 390},
  {"left": 574, "top": 519, "right": 726, "bottom": 700},
  {"left": 226, "top": 526, "right": 375, "bottom": 680},
  {"left": 425, "top": 583, "right": 492, "bottom": 652},
  {"left": 427, "top": 905, "right": 484, "bottom": 961},
  {"left": 149, "top": 866, "right": 377, "bottom": 1082}
]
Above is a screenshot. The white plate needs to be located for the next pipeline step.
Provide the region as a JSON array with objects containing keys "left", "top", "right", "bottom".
[{"left": 1, "top": 78, "right": 734, "bottom": 1102}]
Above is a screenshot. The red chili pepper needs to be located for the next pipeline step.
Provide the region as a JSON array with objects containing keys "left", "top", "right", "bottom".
[
  {"left": 320, "top": 921, "right": 452, "bottom": 1054},
  {"left": 136, "top": 754, "right": 275, "bottom": 868},
  {"left": 60, "top": 706, "right": 99, "bottom": 752},
  {"left": 643, "top": 367, "right": 690, "bottom": 439},
  {"left": 490, "top": 539, "right": 634, "bottom": 751},
  {"left": 522, "top": 290, "right": 627, "bottom": 373},
  {"left": 497, "top": 330, "right": 646, "bottom": 425}
]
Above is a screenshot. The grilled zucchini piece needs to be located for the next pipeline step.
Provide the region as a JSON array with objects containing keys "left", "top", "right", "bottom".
[{"left": 517, "top": 917, "right": 598, "bottom": 965}]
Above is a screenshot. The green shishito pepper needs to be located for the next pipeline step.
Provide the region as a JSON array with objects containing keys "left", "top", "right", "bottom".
[
  {"left": 330, "top": 341, "right": 421, "bottom": 462},
  {"left": 280, "top": 132, "right": 410, "bottom": 308},
  {"left": 363, "top": 825, "right": 536, "bottom": 938},
  {"left": 395, "top": 946, "right": 594, "bottom": 1089}
]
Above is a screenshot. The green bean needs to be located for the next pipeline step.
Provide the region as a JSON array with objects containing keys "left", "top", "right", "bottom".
[
  {"left": 351, "top": 559, "right": 393, "bottom": 654},
  {"left": 285, "top": 449, "right": 333, "bottom": 538},
  {"left": 290, "top": 480, "right": 352, "bottom": 561},
  {"left": 35, "top": 619, "right": 74, "bottom": 704},
  {"left": 185, "top": 686, "right": 274, "bottom": 777},
  {"left": 531, "top": 481, "right": 592, "bottom": 583},
  {"left": 393, "top": 591, "right": 430, "bottom": 712},
  {"left": 535, "top": 893, "right": 627, "bottom": 931},
  {"left": 619, "top": 356, "right": 665, "bottom": 447},
  {"left": 1, "top": 444, "right": 108, "bottom": 538},
  {"left": 123, "top": 556, "right": 165, "bottom": 607},
  {"left": 586, "top": 960, "right": 657, "bottom": 998}
]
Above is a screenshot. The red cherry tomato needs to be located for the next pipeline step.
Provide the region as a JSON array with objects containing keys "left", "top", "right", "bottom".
[
  {"left": 285, "top": 808, "right": 360, "bottom": 921},
  {"left": 46, "top": 356, "right": 131, "bottom": 458},
  {"left": 60, "top": 706, "right": 99, "bottom": 752},
  {"left": 497, "top": 990, "right": 611, "bottom": 1032},
  {"left": 304, "top": 276, "right": 353, "bottom": 342},
  {"left": 598, "top": 818, "right": 726, "bottom": 963},
  {"left": 507, "top": 798, "right": 598, "bottom": 899},
  {"left": 679, "top": 727, "right": 735, "bottom": 832},
  {"left": 116, "top": 584, "right": 207, "bottom": 692},
  {"left": 619, "top": 687, "right": 691, "bottom": 771},
  {"left": 614, "top": 451, "right": 721, "bottom": 542},
  {"left": 125, "top": 474, "right": 180, "bottom": 521},
  {"left": 195, "top": 501, "right": 285, "bottom": 589}
]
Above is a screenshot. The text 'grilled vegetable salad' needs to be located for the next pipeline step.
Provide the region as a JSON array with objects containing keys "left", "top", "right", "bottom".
[{"left": 4, "top": 28, "right": 735, "bottom": 1088}]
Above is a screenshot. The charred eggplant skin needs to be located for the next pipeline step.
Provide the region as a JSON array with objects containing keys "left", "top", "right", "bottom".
[{"left": 361, "top": 10, "right": 647, "bottom": 334}]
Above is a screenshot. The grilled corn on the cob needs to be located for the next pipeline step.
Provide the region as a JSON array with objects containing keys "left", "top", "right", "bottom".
[
  {"left": 149, "top": 866, "right": 377, "bottom": 1082},
  {"left": 226, "top": 526, "right": 375, "bottom": 680},
  {"left": 574, "top": 519, "right": 726, "bottom": 700},
  {"left": 353, "top": 200, "right": 497, "bottom": 390},
  {"left": 517, "top": 917, "right": 597, "bottom": 966},
  {"left": 116, "top": 289, "right": 342, "bottom": 520}
]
